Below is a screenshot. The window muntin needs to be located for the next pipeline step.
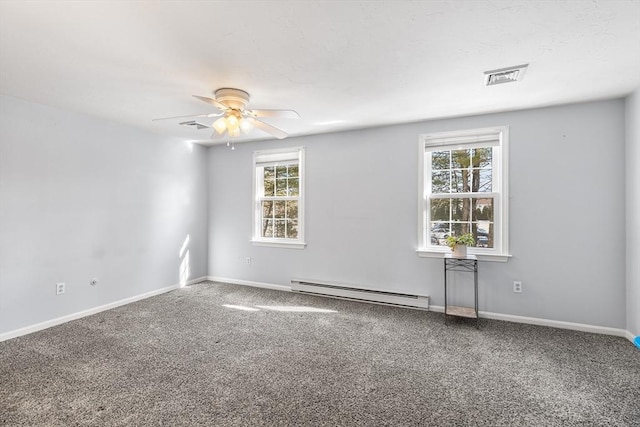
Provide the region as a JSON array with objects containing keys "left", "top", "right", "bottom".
[
  {"left": 419, "top": 127, "right": 508, "bottom": 258},
  {"left": 253, "top": 148, "right": 305, "bottom": 247}
]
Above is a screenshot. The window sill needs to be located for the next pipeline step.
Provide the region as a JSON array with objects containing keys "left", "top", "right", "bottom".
[
  {"left": 251, "top": 240, "right": 307, "bottom": 249},
  {"left": 416, "top": 249, "right": 511, "bottom": 263}
]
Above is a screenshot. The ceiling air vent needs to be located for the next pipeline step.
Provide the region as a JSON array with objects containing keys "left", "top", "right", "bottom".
[
  {"left": 484, "top": 64, "right": 528, "bottom": 86},
  {"left": 179, "top": 120, "right": 210, "bottom": 130}
]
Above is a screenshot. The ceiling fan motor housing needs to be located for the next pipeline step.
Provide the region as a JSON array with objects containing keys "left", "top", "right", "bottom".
[{"left": 215, "top": 88, "right": 250, "bottom": 110}]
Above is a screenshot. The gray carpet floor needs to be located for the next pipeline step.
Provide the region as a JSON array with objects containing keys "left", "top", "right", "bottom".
[{"left": 1, "top": 281, "right": 639, "bottom": 426}]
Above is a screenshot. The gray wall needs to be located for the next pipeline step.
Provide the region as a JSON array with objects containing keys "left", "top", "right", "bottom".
[
  {"left": 1, "top": 95, "right": 630, "bottom": 335},
  {"left": 208, "top": 99, "right": 627, "bottom": 329},
  {"left": 626, "top": 89, "right": 640, "bottom": 338},
  {"left": 0, "top": 95, "right": 209, "bottom": 334}
]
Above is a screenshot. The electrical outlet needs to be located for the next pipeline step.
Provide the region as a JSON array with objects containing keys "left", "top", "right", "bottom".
[
  {"left": 90, "top": 278, "right": 99, "bottom": 286},
  {"left": 56, "top": 282, "right": 65, "bottom": 295},
  {"left": 513, "top": 281, "right": 522, "bottom": 293},
  {"left": 245, "top": 257, "right": 252, "bottom": 265}
]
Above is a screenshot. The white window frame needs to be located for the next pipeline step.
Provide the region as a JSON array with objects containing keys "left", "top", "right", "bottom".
[
  {"left": 251, "top": 147, "right": 306, "bottom": 249},
  {"left": 417, "top": 126, "right": 510, "bottom": 262}
]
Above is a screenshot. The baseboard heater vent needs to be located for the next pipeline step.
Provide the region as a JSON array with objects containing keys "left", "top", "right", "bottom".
[{"left": 291, "top": 279, "right": 429, "bottom": 310}]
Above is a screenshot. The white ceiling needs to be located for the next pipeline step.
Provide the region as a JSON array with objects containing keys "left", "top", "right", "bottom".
[{"left": 1, "top": 1, "right": 639, "bottom": 145}]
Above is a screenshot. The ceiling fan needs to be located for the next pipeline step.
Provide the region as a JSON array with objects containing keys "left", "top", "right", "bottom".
[{"left": 153, "top": 88, "right": 300, "bottom": 140}]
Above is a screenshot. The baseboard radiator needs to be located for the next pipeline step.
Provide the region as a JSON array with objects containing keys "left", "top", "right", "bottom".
[{"left": 290, "top": 279, "right": 429, "bottom": 310}]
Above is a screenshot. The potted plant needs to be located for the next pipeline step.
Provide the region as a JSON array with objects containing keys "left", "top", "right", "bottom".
[{"left": 445, "top": 233, "right": 475, "bottom": 258}]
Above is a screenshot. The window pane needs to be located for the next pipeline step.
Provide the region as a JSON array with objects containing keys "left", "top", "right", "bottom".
[
  {"left": 264, "top": 166, "right": 275, "bottom": 180},
  {"left": 472, "top": 148, "right": 492, "bottom": 168},
  {"left": 451, "top": 149, "right": 471, "bottom": 168},
  {"left": 432, "top": 151, "right": 450, "bottom": 170},
  {"left": 472, "top": 222, "right": 493, "bottom": 248},
  {"left": 262, "top": 201, "right": 273, "bottom": 219},
  {"left": 451, "top": 222, "right": 470, "bottom": 236},
  {"left": 451, "top": 198, "right": 471, "bottom": 221},
  {"left": 286, "top": 200, "right": 298, "bottom": 219},
  {"left": 472, "top": 168, "right": 492, "bottom": 192},
  {"left": 286, "top": 220, "right": 298, "bottom": 239},
  {"left": 430, "top": 198, "right": 450, "bottom": 221},
  {"left": 432, "top": 171, "right": 450, "bottom": 193},
  {"left": 430, "top": 222, "right": 450, "bottom": 246},
  {"left": 274, "top": 220, "right": 286, "bottom": 238},
  {"left": 473, "top": 198, "right": 493, "bottom": 221},
  {"left": 262, "top": 220, "right": 273, "bottom": 238},
  {"left": 276, "top": 165, "right": 288, "bottom": 178},
  {"left": 288, "top": 178, "right": 299, "bottom": 196},
  {"left": 274, "top": 201, "right": 286, "bottom": 218},
  {"left": 452, "top": 170, "right": 472, "bottom": 193},
  {"left": 276, "top": 179, "right": 287, "bottom": 196},
  {"left": 288, "top": 164, "right": 299, "bottom": 178},
  {"left": 264, "top": 180, "right": 275, "bottom": 197}
]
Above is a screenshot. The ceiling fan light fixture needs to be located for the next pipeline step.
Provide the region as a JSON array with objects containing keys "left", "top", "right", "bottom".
[
  {"left": 213, "top": 117, "right": 227, "bottom": 133},
  {"left": 226, "top": 114, "right": 239, "bottom": 131},
  {"left": 240, "top": 117, "right": 255, "bottom": 133},
  {"left": 187, "top": 88, "right": 299, "bottom": 140}
]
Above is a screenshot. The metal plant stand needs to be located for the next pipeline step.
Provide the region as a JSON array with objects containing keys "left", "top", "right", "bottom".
[{"left": 444, "top": 255, "right": 479, "bottom": 329}]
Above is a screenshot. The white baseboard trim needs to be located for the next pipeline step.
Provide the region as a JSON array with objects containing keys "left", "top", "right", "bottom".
[
  {"left": 0, "top": 276, "right": 208, "bottom": 342},
  {"left": 625, "top": 330, "right": 636, "bottom": 343},
  {"left": 206, "top": 276, "right": 292, "bottom": 292},
  {"left": 430, "top": 304, "right": 631, "bottom": 340}
]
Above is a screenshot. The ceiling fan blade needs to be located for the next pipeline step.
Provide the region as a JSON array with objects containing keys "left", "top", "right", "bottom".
[
  {"left": 246, "top": 109, "right": 300, "bottom": 119},
  {"left": 253, "top": 119, "right": 288, "bottom": 139},
  {"left": 152, "top": 112, "right": 221, "bottom": 121},
  {"left": 193, "top": 95, "right": 228, "bottom": 111}
]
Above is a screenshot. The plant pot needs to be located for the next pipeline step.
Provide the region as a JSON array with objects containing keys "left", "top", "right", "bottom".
[{"left": 452, "top": 244, "right": 467, "bottom": 258}]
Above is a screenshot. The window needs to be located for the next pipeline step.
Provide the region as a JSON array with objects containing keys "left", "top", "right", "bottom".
[
  {"left": 252, "top": 147, "right": 305, "bottom": 248},
  {"left": 418, "top": 127, "right": 509, "bottom": 261}
]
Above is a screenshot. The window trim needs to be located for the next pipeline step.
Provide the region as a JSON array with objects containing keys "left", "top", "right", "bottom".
[
  {"left": 251, "top": 146, "right": 306, "bottom": 249},
  {"left": 417, "top": 126, "right": 510, "bottom": 262}
]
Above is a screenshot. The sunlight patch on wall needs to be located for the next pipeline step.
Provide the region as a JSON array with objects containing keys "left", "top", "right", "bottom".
[
  {"left": 179, "top": 235, "right": 190, "bottom": 287},
  {"left": 179, "top": 250, "right": 190, "bottom": 287},
  {"left": 179, "top": 235, "right": 190, "bottom": 258}
]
